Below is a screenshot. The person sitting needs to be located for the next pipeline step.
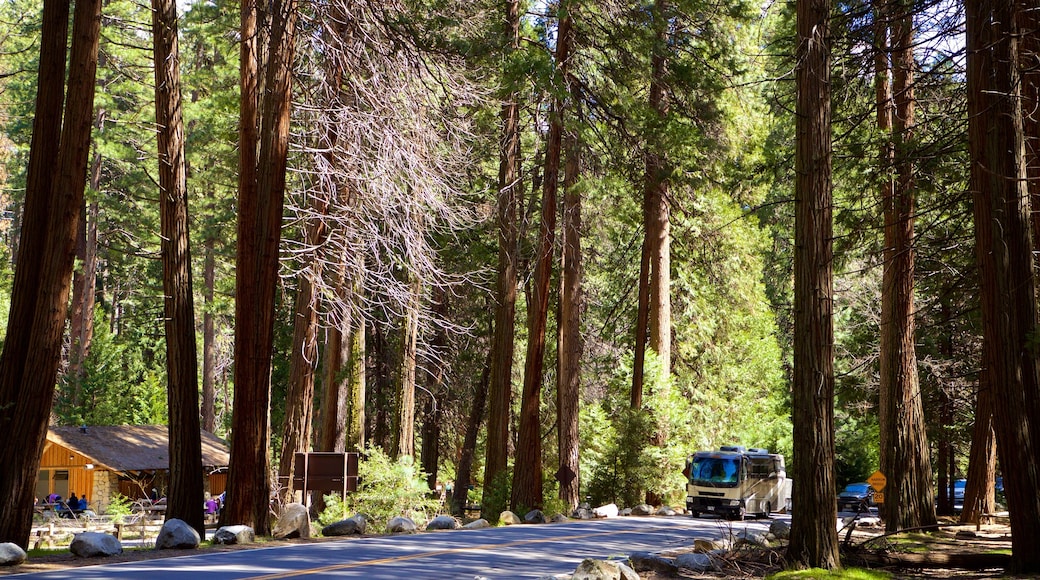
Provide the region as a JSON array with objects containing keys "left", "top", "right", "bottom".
[
  {"left": 47, "top": 493, "right": 60, "bottom": 504},
  {"left": 68, "top": 492, "right": 79, "bottom": 509},
  {"left": 78, "top": 496, "right": 88, "bottom": 511}
]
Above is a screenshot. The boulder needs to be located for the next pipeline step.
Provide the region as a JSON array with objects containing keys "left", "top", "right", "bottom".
[
  {"left": 523, "top": 509, "right": 546, "bottom": 524},
  {"left": 630, "top": 504, "right": 654, "bottom": 516},
  {"left": 499, "top": 511, "right": 522, "bottom": 525},
  {"left": 628, "top": 551, "right": 677, "bottom": 574},
  {"left": 272, "top": 503, "right": 311, "bottom": 539},
  {"left": 572, "top": 507, "right": 592, "bottom": 520},
  {"left": 213, "top": 525, "right": 256, "bottom": 545},
  {"left": 736, "top": 529, "right": 769, "bottom": 548},
  {"left": 572, "top": 558, "right": 640, "bottom": 580},
  {"left": 620, "top": 508, "right": 632, "bottom": 516},
  {"left": 550, "top": 513, "right": 570, "bottom": 523},
  {"left": 675, "top": 552, "right": 715, "bottom": 572},
  {"left": 387, "top": 516, "right": 417, "bottom": 533},
  {"left": 426, "top": 515, "right": 460, "bottom": 530},
  {"left": 769, "top": 519, "right": 791, "bottom": 539},
  {"left": 70, "top": 532, "right": 123, "bottom": 558},
  {"left": 592, "top": 503, "right": 619, "bottom": 518},
  {"left": 323, "top": 516, "right": 367, "bottom": 536},
  {"left": 693, "top": 538, "right": 728, "bottom": 552},
  {"left": 655, "top": 506, "right": 677, "bottom": 516},
  {"left": 0, "top": 543, "right": 26, "bottom": 566},
  {"left": 155, "top": 519, "right": 201, "bottom": 549},
  {"left": 955, "top": 530, "right": 977, "bottom": 539},
  {"left": 462, "top": 518, "right": 491, "bottom": 529}
]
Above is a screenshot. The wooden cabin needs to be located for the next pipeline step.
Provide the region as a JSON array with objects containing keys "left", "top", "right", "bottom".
[{"left": 40, "top": 425, "right": 230, "bottom": 513}]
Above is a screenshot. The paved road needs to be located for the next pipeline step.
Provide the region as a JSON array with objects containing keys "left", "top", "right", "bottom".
[{"left": 10, "top": 515, "right": 784, "bottom": 579}]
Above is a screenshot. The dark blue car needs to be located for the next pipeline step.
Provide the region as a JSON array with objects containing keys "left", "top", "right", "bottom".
[{"left": 837, "top": 482, "right": 875, "bottom": 512}]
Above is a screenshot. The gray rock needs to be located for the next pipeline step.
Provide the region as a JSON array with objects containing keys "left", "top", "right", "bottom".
[
  {"left": 628, "top": 551, "right": 677, "bottom": 574},
  {"left": 387, "top": 516, "right": 417, "bottom": 533},
  {"left": 70, "top": 532, "right": 123, "bottom": 558},
  {"left": 213, "top": 525, "right": 256, "bottom": 545},
  {"left": 426, "top": 515, "right": 460, "bottom": 530},
  {"left": 550, "top": 513, "right": 570, "bottom": 523},
  {"left": 499, "top": 511, "right": 522, "bottom": 525},
  {"left": 655, "top": 505, "right": 676, "bottom": 516},
  {"left": 675, "top": 552, "right": 715, "bottom": 572},
  {"left": 155, "top": 519, "right": 201, "bottom": 549},
  {"left": 572, "top": 507, "right": 592, "bottom": 520},
  {"left": 693, "top": 538, "right": 726, "bottom": 552},
  {"left": 736, "top": 529, "right": 769, "bottom": 547},
  {"left": 630, "top": 504, "right": 654, "bottom": 516},
  {"left": 769, "top": 519, "right": 791, "bottom": 539},
  {"left": 572, "top": 558, "right": 639, "bottom": 580},
  {"left": 323, "top": 516, "right": 367, "bottom": 536},
  {"left": 0, "top": 543, "right": 26, "bottom": 566},
  {"left": 462, "top": 518, "right": 491, "bottom": 529},
  {"left": 273, "top": 503, "right": 311, "bottom": 539},
  {"left": 592, "top": 504, "right": 619, "bottom": 518},
  {"left": 524, "top": 509, "right": 547, "bottom": 524}
]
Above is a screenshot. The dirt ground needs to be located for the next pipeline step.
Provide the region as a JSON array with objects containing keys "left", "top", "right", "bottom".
[{"left": 0, "top": 520, "right": 1023, "bottom": 578}]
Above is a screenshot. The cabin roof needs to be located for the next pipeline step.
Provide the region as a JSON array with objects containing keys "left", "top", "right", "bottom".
[{"left": 47, "top": 425, "right": 230, "bottom": 472}]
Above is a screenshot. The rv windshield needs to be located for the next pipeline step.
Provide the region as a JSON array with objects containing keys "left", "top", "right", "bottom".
[{"left": 690, "top": 456, "right": 741, "bottom": 487}]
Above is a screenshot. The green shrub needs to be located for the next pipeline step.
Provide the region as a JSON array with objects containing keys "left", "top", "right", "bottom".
[
  {"left": 105, "top": 494, "right": 133, "bottom": 521},
  {"left": 318, "top": 446, "right": 442, "bottom": 529}
]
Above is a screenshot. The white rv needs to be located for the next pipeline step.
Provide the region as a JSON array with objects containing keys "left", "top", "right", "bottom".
[{"left": 685, "top": 446, "right": 790, "bottom": 520}]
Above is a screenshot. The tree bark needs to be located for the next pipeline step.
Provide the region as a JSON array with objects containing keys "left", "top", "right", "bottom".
[
  {"left": 556, "top": 0, "right": 583, "bottom": 513},
  {"left": 0, "top": 0, "right": 100, "bottom": 547},
  {"left": 787, "top": 0, "right": 840, "bottom": 566},
  {"left": 153, "top": 0, "right": 205, "bottom": 536},
  {"left": 202, "top": 207, "right": 217, "bottom": 433},
  {"left": 513, "top": 0, "right": 576, "bottom": 513},
  {"left": 67, "top": 114, "right": 102, "bottom": 395},
  {"left": 482, "top": 0, "right": 523, "bottom": 520},
  {"left": 394, "top": 277, "right": 421, "bottom": 459},
  {"left": 225, "top": 0, "right": 298, "bottom": 534},
  {"left": 454, "top": 347, "right": 491, "bottom": 516},
  {"left": 967, "top": 0, "right": 1040, "bottom": 570},
  {"left": 879, "top": 0, "right": 936, "bottom": 532},
  {"left": 960, "top": 358, "right": 997, "bottom": 524}
]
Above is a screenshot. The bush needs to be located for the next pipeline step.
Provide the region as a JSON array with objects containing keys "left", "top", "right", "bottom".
[
  {"left": 105, "top": 494, "right": 133, "bottom": 521},
  {"left": 318, "top": 446, "right": 442, "bottom": 529}
]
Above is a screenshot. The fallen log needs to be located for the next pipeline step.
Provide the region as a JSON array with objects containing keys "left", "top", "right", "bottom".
[{"left": 845, "top": 549, "right": 1010, "bottom": 570}]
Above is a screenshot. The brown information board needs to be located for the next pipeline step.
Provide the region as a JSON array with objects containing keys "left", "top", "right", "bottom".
[{"left": 292, "top": 452, "right": 359, "bottom": 496}]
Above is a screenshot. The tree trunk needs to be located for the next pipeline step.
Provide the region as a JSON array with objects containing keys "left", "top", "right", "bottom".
[
  {"left": 202, "top": 207, "right": 217, "bottom": 433},
  {"left": 960, "top": 358, "right": 997, "bottom": 524},
  {"left": 556, "top": 2, "right": 582, "bottom": 513},
  {"left": 482, "top": 0, "right": 523, "bottom": 521},
  {"left": 879, "top": 0, "right": 936, "bottom": 532},
  {"left": 225, "top": 0, "right": 298, "bottom": 534},
  {"left": 421, "top": 288, "right": 449, "bottom": 491},
  {"left": 67, "top": 116, "right": 102, "bottom": 395},
  {"left": 153, "top": 0, "right": 205, "bottom": 536},
  {"left": 645, "top": 0, "right": 671, "bottom": 377},
  {"left": 394, "top": 277, "right": 421, "bottom": 459},
  {"left": 787, "top": 0, "right": 840, "bottom": 566},
  {"left": 0, "top": 0, "right": 100, "bottom": 547},
  {"left": 454, "top": 347, "right": 491, "bottom": 516},
  {"left": 967, "top": 0, "right": 1040, "bottom": 570},
  {"left": 1020, "top": 0, "right": 1039, "bottom": 244},
  {"left": 513, "top": 0, "right": 575, "bottom": 513}
]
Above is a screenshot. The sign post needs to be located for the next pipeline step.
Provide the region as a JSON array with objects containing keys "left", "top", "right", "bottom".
[{"left": 867, "top": 470, "right": 886, "bottom": 504}]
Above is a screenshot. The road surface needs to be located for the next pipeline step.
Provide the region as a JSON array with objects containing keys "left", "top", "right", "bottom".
[{"left": 10, "top": 514, "right": 784, "bottom": 579}]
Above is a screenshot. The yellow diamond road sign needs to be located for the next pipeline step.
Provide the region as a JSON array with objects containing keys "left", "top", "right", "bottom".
[{"left": 867, "top": 470, "right": 887, "bottom": 492}]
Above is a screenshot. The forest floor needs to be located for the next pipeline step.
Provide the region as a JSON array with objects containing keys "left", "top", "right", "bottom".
[{"left": 0, "top": 518, "right": 1021, "bottom": 578}]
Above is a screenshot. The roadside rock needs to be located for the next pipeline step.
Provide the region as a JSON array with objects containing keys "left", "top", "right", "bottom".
[
  {"left": 629, "top": 551, "right": 677, "bottom": 574},
  {"left": 213, "top": 525, "right": 255, "bottom": 544},
  {"left": 426, "top": 515, "right": 460, "bottom": 530},
  {"left": 571, "top": 558, "right": 640, "bottom": 580},
  {"left": 675, "top": 552, "right": 716, "bottom": 572},
  {"left": 499, "top": 511, "right": 522, "bottom": 525},
  {"left": 155, "top": 519, "right": 200, "bottom": 549},
  {"left": 736, "top": 529, "right": 769, "bottom": 548},
  {"left": 462, "top": 518, "right": 491, "bottom": 529},
  {"left": 592, "top": 504, "right": 619, "bottom": 518},
  {"left": 70, "top": 532, "right": 122, "bottom": 558},
  {"left": 524, "top": 509, "right": 547, "bottom": 524},
  {"left": 769, "top": 520, "right": 791, "bottom": 539},
  {"left": 693, "top": 538, "right": 727, "bottom": 552},
  {"left": 550, "top": 513, "right": 570, "bottom": 523},
  {"left": 0, "top": 543, "right": 26, "bottom": 566},
  {"left": 322, "top": 516, "right": 367, "bottom": 536},
  {"left": 272, "top": 503, "right": 311, "bottom": 539},
  {"left": 655, "top": 506, "right": 677, "bottom": 516},
  {"left": 387, "top": 516, "right": 417, "bottom": 533},
  {"left": 631, "top": 504, "right": 654, "bottom": 516}
]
